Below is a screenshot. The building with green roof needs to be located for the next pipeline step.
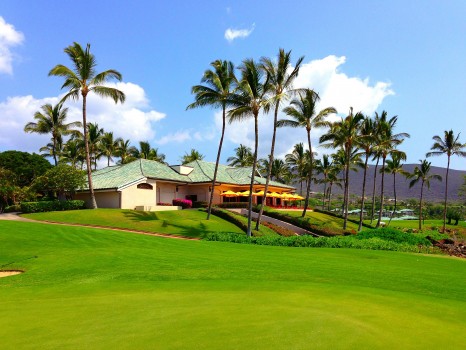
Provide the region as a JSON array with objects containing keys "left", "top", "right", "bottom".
[{"left": 75, "top": 159, "right": 295, "bottom": 209}]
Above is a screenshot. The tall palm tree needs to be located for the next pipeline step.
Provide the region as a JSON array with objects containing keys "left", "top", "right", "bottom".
[
  {"left": 355, "top": 116, "right": 376, "bottom": 231},
  {"left": 24, "top": 102, "right": 82, "bottom": 165},
  {"left": 100, "top": 132, "right": 122, "bottom": 167},
  {"left": 409, "top": 160, "right": 442, "bottom": 230},
  {"left": 285, "top": 143, "right": 307, "bottom": 193},
  {"left": 130, "top": 141, "right": 166, "bottom": 163},
  {"left": 315, "top": 154, "right": 333, "bottom": 210},
  {"left": 426, "top": 130, "right": 466, "bottom": 232},
  {"left": 228, "top": 59, "right": 269, "bottom": 236},
  {"left": 374, "top": 116, "right": 410, "bottom": 227},
  {"left": 227, "top": 144, "right": 254, "bottom": 167},
  {"left": 320, "top": 108, "right": 363, "bottom": 229},
  {"left": 326, "top": 164, "right": 343, "bottom": 211},
  {"left": 39, "top": 135, "right": 64, "bottom": 163},
  {"left": 116, "top": 139, "right": 133, "bottom": 164},
  {"left": 384, "top": 152, "right": 409, "bottom": 225},
  {"left": 278, "top": 89, "right": 336, "bottom": 217},
  {"left": 87, "top": 122, "right": 104, "bottom": 170},
  {"left": 49, "top": 42, "right": 125, "bottom": 209},
  {"left": 187, "top": 60, "right": 235, "bottom": 220},
  {"left": 61, "top": 138, "right": 85, "bottom": 169},
  {"left": 256, "top": 49, "right": 304, "bottom": 228},
  {"left": 181, "top": 149, "right": 205, "bottom": 164}
]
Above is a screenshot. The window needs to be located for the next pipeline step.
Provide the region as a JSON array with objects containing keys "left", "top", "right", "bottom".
[{"left": 137, "top": 183, "right": 153, "bottom": 190}]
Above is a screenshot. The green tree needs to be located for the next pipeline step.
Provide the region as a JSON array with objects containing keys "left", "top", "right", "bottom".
[
  {"left": 256, "top": 49, "right": 303, "bottom": 228},
  {"left": 86, "top": 123, "right": 104, "bottom": 170},
  {"left": 32, "top": 164, "right": 86, "bottom": 200},
  {"left": 116, "top": 139, "right": 133, "bottom": 164},
  {"left": 0, "top": 151, "right": 52, "bottom": 187},
  {"left": 426, "top": 130, "right": 466, "bottom": 232},
  {"left": 228, "top": 59, "right": 269, "bottom": 236},
  {"left": 130, "top": 141, "right": 166, "bottom": 163},
  {"left": 320, "top": 108, "right": 363, "bottom": 229},
  {"left": 181, "top": 149, "right": 205, "bottom": 164},
  {"left": 187, "top": 60, "right": 235, "bottom": 220},
  {"left": 384, "top": 152, "right": 409, "bottom": 225},
  {"left": 227, "top": 144, "right": 254, "bottom": 167},
  {"left": 279, "top": 89, "right": 336, "bottom": 217},
  {"left": 409, "top": 160, "right": 442, "bottom": 230},
  {"left": 49, "top": 42, "right": 126, "bottom": 209},
  {"left": 285, "top": 143, "right": 307, "bottom": 193},
  {"left": 24, "top": 102, "right": 82, "bottom": 165},
  {"left": 100, "top": 131, "right": 122, "bottom": 166},
  {"left": 61, "top": 138, "right": 85, "bottom": 169}
]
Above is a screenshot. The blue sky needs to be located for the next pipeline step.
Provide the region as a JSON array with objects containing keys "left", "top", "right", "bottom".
[{"left": 1, "top": 0, "right": 465, "bottom": 170}]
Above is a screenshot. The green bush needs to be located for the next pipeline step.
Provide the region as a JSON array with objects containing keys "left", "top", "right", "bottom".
[
  {"left": 356, "top": 228, "right": 432, "bottom": 246},
  {"left": 192, "top": 201, "right": 208, "bottom": 208},
  {"left": 216, "top": 202, "right": 249, "bottom": 209},
  {"left": 4, "top": 204, "right": 20, "bottom": 213},
  {"left": 20, "top": 200, "right": 85, "bottom": 213}
]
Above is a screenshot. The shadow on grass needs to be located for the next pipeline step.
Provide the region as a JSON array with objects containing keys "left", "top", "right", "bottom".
[{"left": 123, "top": 211, "right": 160, "bottom": 222}]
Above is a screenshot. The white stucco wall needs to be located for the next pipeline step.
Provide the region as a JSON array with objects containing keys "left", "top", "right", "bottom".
[
  {"left": 120, "top": 179, "right": 157, "bottom": 209},
  {"left": 74, "top": 191, "right": 120, "bottom": 209},
  {"left": 157, "top": 183, "right": 179, "bottom": 204}
]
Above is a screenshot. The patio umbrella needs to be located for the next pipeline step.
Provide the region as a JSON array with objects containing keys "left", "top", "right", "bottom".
[
  {"left": 280, "top": 193, "right": 294, "bottom": 201},
  {"left": 237, "top": 190, "right": 251, "bottom": 196},
  {"left": 269, "top": 192, "right": 282, "bottom": 198},
  {"left": 291, "top": 194, "right": 304, "bottom": 200},
  {"left": 252, "top": 190, "right": 265, "bottom": 196},
  {"left": 221, "top": 190, "right": 239, "bottom": 197}
]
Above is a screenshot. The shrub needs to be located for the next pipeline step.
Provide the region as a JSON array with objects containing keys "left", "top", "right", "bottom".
[
  {"left": 4, "top": 204, "right": 20, "bottom": 213},
  {"left": 356, "top": 227, "right": 432, "bottom": 246},
  {"left": 260, "top": 221, "right": 296, "bottom": 237},
  {"left": 20, "top": 200, "right": 85, "bottom": 213},
  {"left": 215, "top": 202, "right": 249, "bottom": 209},
  {"left": 172, "top": 198, "right": 192, "bottom": 209},
  {"left": 192, "top": 201, "right": 208, "bottom": 208}
]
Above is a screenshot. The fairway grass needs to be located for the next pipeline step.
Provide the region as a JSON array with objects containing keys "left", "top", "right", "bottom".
[{"left": 1, "top": 221, "right": 466, "bottom": 349}]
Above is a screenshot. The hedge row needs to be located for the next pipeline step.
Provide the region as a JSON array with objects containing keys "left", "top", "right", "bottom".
[
  {"left": 20, "top": 200, "right": 85, "bottom": 213},
  {"left": 215, "top": 202, "right": 249, "bottom": 209}
]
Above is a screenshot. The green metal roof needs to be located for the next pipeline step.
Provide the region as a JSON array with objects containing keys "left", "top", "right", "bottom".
[{"left": 83, "top": 159, "right": 294, "bottom": 191}]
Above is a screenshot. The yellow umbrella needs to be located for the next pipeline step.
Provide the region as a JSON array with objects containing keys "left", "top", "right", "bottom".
[
  {"left": 237, "top": 190, "right": 251, "bottom": 196},
  {"left": 291, "top": 194, "right": 305, "bottom": 200},
  {"left": 269, "top": 192, "right": 282, "bottom": 198},
  {"left": 252, "top": 190, "right": 265, "bottom": 196},
  {"left": 221, "top": 190, "right": 239, "bottom": 197},
  {"left": 280, "top": 193, "right": 294, "bottom": 200}
]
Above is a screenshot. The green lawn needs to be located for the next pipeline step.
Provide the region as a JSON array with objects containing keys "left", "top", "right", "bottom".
[
  {"left": 22, "top": 208, "right": 245, "bottom": 237},
  {"left": 1, "top": 220, "right": 465, "bottom": 349},
  {"left": 280, "top": 209, "right": 360, "bottom": 233}
]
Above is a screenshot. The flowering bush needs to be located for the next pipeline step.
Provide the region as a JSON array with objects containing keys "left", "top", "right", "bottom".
[
  {"left": 157, "top": 202, "right": 172, "bottom": 206},
  {"left": 172, "top": 198, "right": 192, "bottom": 209}
]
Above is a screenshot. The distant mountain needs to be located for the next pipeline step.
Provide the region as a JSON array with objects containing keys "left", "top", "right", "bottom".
[{"left": 299, "top": 164, "right": 466, "bottom": 202}]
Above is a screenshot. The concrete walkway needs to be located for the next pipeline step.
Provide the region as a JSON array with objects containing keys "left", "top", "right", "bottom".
[{"left": 229, "top": 209, "right": 319, "bottom": 237}]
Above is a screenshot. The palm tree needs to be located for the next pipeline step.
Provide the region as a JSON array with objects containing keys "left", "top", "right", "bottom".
[
  {"left": 116, "top": 139, "right": 133, "bottom": 164},
  {"left": 279, "top": 89, "right": 336, "bottom": 217},
  {"left": 227, "top": 144, "right": 254, "bottom": 167},
  {"left": 256, "top": 49, "right": 304, "bottom": 228},
  {"left": 320, "top": 108, "right": 363, "bottom": 229},
  {"left": 187, "top": 60, "right": 235, "bottom": 220},
  {"left": 426, "top": 130, "right": 466, "bottom": 232},
  {"left": 326, "top": 164, "right": 343, "bottom": 211},
  {"left": 49, "top": 42, "right": 125, "bottom": 209},
  {"left": 181, "top": 149, "right": 205, "bottom": 164},
  {"left": 384, "top": 152, "right": 409, "bottom": 225},
  {"left": 100, "top": 132, "right": 122, "bottom": 167},
  {"left": 315, "top": 154, "right": 333, "bottom": 210},
  {"left": 409, "top": 160, "right": 442, "bottom": 230},
  {"left": 130, "top": 141, "right": 166, "bottom": 163},
  {"left": 374, "top": 116, "right": 410, "bottom": 228},
  {"left": 285, "top": 143, "right": 307, "bottom": 193},
  {"left": 24, "top": 102, "right": 82, "bottom": 165},
  {"left": 39, "top": 135, "right": 64, "bottom": 163},
  {"left": 61, "top": 138, "right": 85, "bottom": 169},
  {"left": 355, "top": 116, "right": 376, "bottom": 231},
  {"left": 228, "top": 59, "right": 269, "bottom": 236},
  {"left": 87, "top": 122, "right": 104, "bottom": 170}
]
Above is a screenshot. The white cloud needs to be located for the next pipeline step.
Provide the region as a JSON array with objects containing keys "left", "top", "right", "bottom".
[
  {"left": 0, "top": 82, "right": 166, "bottom": 154},
  {"left": 156, "top": 130, "right": 191, "bottom": 145},
  {"left": 219, "top": 55, "right": 395, "bottom": 160},
  {"left": 224, "top": 24, "right": 255, "bottom": 42},
  {"left": 0, "top": 17, "right": 24, "bottom": 75}
]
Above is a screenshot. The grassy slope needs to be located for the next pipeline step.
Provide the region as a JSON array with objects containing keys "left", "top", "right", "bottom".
[
  {"left": 22, "top": 208, "right": 245, "bottom": 237},
  {"left": 280, "top": 209, "right": 360, "bottom": 233},
  {"left": 1, "top": 221, "right": 465, "bottom": 349}
]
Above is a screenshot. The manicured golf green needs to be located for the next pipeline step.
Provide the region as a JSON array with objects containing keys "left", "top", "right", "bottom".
[
  {"left": 22, "top": 208, "right": 245, "bottom": 237},
  {"left": 1, "top": 220, "right": 465, "bottom": 349}
]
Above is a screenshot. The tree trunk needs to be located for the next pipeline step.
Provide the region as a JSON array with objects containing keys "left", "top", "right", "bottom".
[
  {"left": 388, "top": 173, "right": 397, "bottom": 226},
  {"left": 302, "top": 129, "right": 313, "bottom": 218},
  {"left": 376, "top": 156, "right": 386, "bottom": 228},
  {"left": 370, "top": 157, "right": 380, "bottom": 223},
  {"left": 256, "top": 103, "right": 279, "bottom": 229},
  {"left": 328, "top": 183, "right": 333, "bottom": 211},
  {"left": 443, "top": 156, "right": 450, "bottom": 232},
  {"left": 342, "top": 146, "right": 351, "bottom": 230},
  {"left": 247, "top": 114, "right": 259, "bottom": 237},
  {"left": 82, "top": 94, "right": 98, "bottom": 209},
  {"left": 358, "top": 154, "right": 369, "bottom": 231},
  {"left": 322, "top": 176, "right": 327, "bottom": 210},
  {"left": 419, "top": 180, "right": 424, "bottom": 231},
  {"left": 207, "top": 104, "right": 226, "bottom": 220},
  {"left": 52, "top": 136, "right": 58, "bottom": 166}
]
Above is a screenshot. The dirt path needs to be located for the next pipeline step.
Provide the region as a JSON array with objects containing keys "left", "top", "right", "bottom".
[{"left": 0, "top": 212, "right": 199, "bottom": 241}]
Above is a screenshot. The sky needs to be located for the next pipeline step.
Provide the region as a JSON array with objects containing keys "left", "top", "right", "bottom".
[{"left": 1, "top": 0, "right": 465, "bottom": 170}]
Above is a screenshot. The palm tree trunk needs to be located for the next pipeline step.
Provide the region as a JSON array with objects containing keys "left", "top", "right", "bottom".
[
  {"left": 52, "top": 136, "right": 58, "bottom": 166},
  {"left": 302, "top": 129, "right": 313, "bottom": 218},
  {"left": 256, "top": 103, "right": 280, "bottom": 229},
  {"left": 443, "top": 156, "right": 450, "bottom": 232},
  {"left": 207, "top": 104, "right": 226, "bottom": 220},
  {"left": 82, "top": 94, "right": 98, "bottom": 209},
  {"left": 247, "top": 114, "right": 259, "bottom": 237},
  {"left": 376, "top": 156, "right": 386, "bottom": 228},
  {"left": 419, "top": 181, "right": 425, "bottom": 231},
  {"left": 343, "top": 150, "right": 350, "bottom": 230},
  {"left": 358, "top": 154, "right": 369, "bottom": 231},
  {"left": 388, "top": 173, "right": 397, "bottom": 226},
  {"left": 328, "top": 183, "right": 333, "bottom": 211},
  {"left": 322, "top": 176, "right": 327, "bottom": 210},
  {"left": 370, "top": 157, "right": 380, "bottom": 223}
]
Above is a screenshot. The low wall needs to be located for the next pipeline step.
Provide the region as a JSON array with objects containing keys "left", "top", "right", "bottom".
[{"left": 134, "top": 205, "right": 181, "bottom": 211}]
